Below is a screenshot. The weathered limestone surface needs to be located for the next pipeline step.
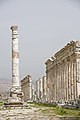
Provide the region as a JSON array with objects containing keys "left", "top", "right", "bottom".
[
  {"left": 21, "top": 75, "right": 32, "bottom": 102},
  {"left": 35, "top": 76, "right": 47, "bottom": 102},
  {"left": 42, "top": 76, "right": 47, "bottom": 102},
  {"left": 11, "top": 26, "right": 20, "bottom": 87},
  {"left": 36, "top": 79, "right": 40, "bottom": 101},
  {"left": 6, "top": 26, "right": 23, "bottom": 106},
  {"left": 39, "top": 78, "right": 43, "bottom": 101},
  {"left": 45, "top": 40, "right": 80, "bottom": 102},
  {"left": 31, "top": 83, "right": 35, "bottom": 101}
]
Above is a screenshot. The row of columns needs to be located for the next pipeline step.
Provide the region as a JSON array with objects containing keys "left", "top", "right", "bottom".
[
  {"left": 36, "top": 76, "right": 47, "bottom": 102},
  {"left": 46, "top": 55, "right": 79, "bottom": 103}
]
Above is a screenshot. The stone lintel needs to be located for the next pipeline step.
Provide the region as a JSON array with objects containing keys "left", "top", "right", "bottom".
[{"left": 55, "top": 40, "right": 76, "bottom": 58}]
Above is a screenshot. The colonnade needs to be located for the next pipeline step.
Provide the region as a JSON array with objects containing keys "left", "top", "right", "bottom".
[{"left": 45, "top": 41, "right": 80, "bottom": 102}]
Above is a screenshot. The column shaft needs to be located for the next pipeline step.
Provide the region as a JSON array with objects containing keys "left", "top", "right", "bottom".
[{"left": 11, "top": 26, "right": 20, "bottom": 87}]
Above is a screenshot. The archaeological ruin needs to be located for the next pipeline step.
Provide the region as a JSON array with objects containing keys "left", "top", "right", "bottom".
[
  {"left": 21, "top": 40, "right": 80, "bottom": 106},
  {"left": 5, "top": 26, "right": 23, "bottom": 107},
  {"left": 21, "top": 75, "right": 32, "bottom": 102},
  {"left": 3, "top": 26, "right": 80, "bottom": 108},
  {"left": 45, "top": 40, "right": 80, "bottom": 103}
]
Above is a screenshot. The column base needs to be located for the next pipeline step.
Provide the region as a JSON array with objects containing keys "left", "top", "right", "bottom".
[{"left": 4, "top": 86, "right": 25, "bottom": 108}]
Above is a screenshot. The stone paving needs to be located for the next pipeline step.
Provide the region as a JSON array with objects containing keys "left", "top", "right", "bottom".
[
  {"left": 0, "top": 105, "right": 80, "bottom": 120},
  {"left": 0, "top": 107, "right": 55, "bottom": 120}
]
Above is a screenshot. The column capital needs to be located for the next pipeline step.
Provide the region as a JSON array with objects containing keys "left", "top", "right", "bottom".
[{"left": 10, "top": 26, "right": 18, "bottom": 30}]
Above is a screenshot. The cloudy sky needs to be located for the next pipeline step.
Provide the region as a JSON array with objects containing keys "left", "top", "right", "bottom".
[{"left": 0, "top": 0, "right": 80, "bottom": 81}]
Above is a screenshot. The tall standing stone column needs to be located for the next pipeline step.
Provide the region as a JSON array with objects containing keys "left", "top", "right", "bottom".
[
  {"left": 11, "top": 26, "right": 20, "bottom": 87},
  {"left": 6, "top": 26, "right": 23, "bottom": 106}
]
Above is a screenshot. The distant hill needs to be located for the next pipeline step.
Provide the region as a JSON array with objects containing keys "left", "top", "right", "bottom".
[
  {"left": 0, "top": 78, "right": 11, "bottom": 83},
  {"left": 0, "top": 78, "right": 11, "bottom": 93}
]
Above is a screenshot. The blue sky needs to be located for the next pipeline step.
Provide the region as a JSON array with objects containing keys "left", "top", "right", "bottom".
[{"left": 0, "top": 0, "right": 80, "bottom": 81}]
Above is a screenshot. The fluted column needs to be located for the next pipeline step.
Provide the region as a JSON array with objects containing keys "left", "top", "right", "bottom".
[
  {"left": 73, "top": 60, "right": 77, "bottom": 99},
  {"left": 69, "top": 61, "right": 72, "bottom": 100},
  {"left": 65, "top": 59, "right": 68, "bottom": 101},
  {"left": 67, "top": 61, "right": 69, "bottom": 101},
  {"left": 71, "top": 61, "right": 74, "bottom": 100}
]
